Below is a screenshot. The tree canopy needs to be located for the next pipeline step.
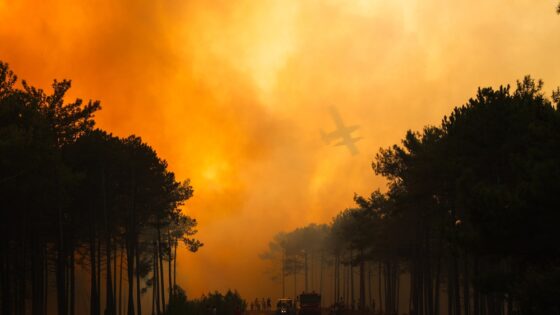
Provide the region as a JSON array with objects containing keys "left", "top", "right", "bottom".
[
  {"left": 0, "top": 61, "right": 201, "bottom": 315},
  {"left": 265, "top": 76, "right": 560, "bottom": 314}
]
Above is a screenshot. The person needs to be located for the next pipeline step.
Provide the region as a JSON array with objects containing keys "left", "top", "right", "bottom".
[
  {"left": 250, "top": 302, "right": 254, "bottom": 311},
  {"left": 255, "top": 298, "right": 260, "bottom": 311},
  {"left": 267, "top": 298, "right": 271, "bottom": 311}
]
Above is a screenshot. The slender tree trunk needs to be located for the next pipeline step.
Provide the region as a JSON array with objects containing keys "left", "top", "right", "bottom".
[
  {"left": 151, "top": 270, "right": 155, "bottom": 315},
  {"left": 304, "top": 251, "right": 308, "bottom": 292},
  {"left": 368, "top": 263, "right": 373, "bottom": 312},
  {"left": 378, "top": 262, "right": 383, "bottom": 315},
  {"left": 68, "top": 248, "right": 74, "bottom": 315},
  {"left": 473, "top": 257, "right": 479, "bottom": 315},
  {"left": 454, "top": 255, "right": 461, "bottom": 315},
  {"left": 167, "top": 229, "right": 173, "bottom": 303},
  {"left": 157, "top": 227, "right": 165, "bottom": 314},
  {"left": 396, "top": 266, "right": 400, "bottom": 315},
  {"left": 119, "top": 242, "right": 124, "bottom": 315},
  {"left": 44, "top": 246, "right": 48, "bottom": 315},
  {"left": 97, "top": 238, "right": 101, "bottom": 312},
  {"left": 135, "top": 239, "right": 142, "bottom": 315},
  {"left": 1, "top": 239, "right": 9, "bottom": 315},
  {"left": 310, "top": 252, "right": 316, "bottom": 292},
  {"left": 127, "top": 165, "right": 138, "bottom": 315},
  {"left": 106, "top": 237, "right": 115, "bottom": 315},
  {"left": 32, "top": 238, "right": 45, "bottom": 315},
  {"left": 282, "top": 249, "right": 285, "bottom": 298},
  {"left": 384, "top": 262, "right": 389, "bottom": 315},
  {"left": 333, "top": 255, "right": 337, "bottom": 304},
  {"left": 359, "top": 253, "right": 365, "bottom": 310},
  {"left": 126, "top": 242, "right": 135, "bottom": 315},
  {"left": 343, "top": 261, "right": 347, "bottom": 305},
  {"left": 19, "top": 221, "right": 27, "bottom": 315},
  {"left": 463, "top": 254, "right": 470, "bottom": 315},
  {"left": 114, "top": 243, "right": 118, "bottom": 315},
  {"left": 448, "top": 257, "right": 454, "bottom": 315},
  {"left": 426, "top": 230, "right": 433, "bottom": 315},
  {"left": 173, "top": 242, "right": 177, "bottom": 296},
  {"left": 155, "top": 244, "right": 160, "bottom": 315},
  {"left": 409, "top": 270, "right": 414, "bottom": 315},
  {"left": 434, "top": 234, "right": 443, "bottom": 315},
  {"left": 319, "top": 251, "right": 324, "bottom": 307},
  {"left": 56, "top": 208, "right": 67, "bottom": 315},
  {"left": 293, "top": 257, "right": 297, "bottom": 300},
  {"left": 350, "top": 252, "right": 354, "bottom": 310}
]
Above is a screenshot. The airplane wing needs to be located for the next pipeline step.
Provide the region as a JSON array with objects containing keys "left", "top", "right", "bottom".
[
  {"left": 335, "top": 137, "right": 362, "bottom": 155},
  {"left": 321, "top": 129, "right": 339, "bottom": 144},
  {"left": 345, "top": 125, "right": 359, "bottom": 133}
]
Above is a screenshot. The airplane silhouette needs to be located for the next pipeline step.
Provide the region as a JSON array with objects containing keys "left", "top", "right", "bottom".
[{"left": 321, "top": 106, "right": 362, "bottom": 155}]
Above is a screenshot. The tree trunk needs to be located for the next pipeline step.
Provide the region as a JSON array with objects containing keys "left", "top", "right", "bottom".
[
  {"left": 282, "top": 249, "right": 285, "bottom": 298},
  {"left": 69, "top": 248, "right": 75, "bottom": 315},
  {"left": 463, "top": 254, "right": 470, "bottom": 315},
  {"left": 454, "top": 256, "right": 461, "bottom": 315},
  {"left": 167, "top": 229, "right": 173, "bottom": 303},
  {"left": 56, "top": 208, "right": 67, "bottom": 315},
  {"left": 31, "top": 238, "right": 44, "bottom": 315},
  {"left": 106, "top": 238, "right": 114, "bottom": 315},
  {"left": 155, "top": 244, "right": 161, "bottom": 315},
  {"left": 173, "top": 242, "right": 178, "bottom": 296},
  {"left": 126, "top": 242, "right": 135, "bottom": 315},
  {"left": 154, "top": 243, "right": 160, "bottom": 315},
  {"left": 293, "top": 257, "right": 297, "bottom": 300},
  {"left": 157, "top": 226, "right": 165, "bottom": 314},
  {"left": 359, "top": 254, "right": 365, "bottom": 310},
  {"left": 135, "top": 239, "right": 142, "bottom": 315},
  {"left": 378, "top": 263, "right": 383, "bottom": 315},
  {"left": 44, "top": 247, "right": 48, "bottom": 315},
  {"left": 119, "top": 242, "right": 124, "bottom": 315},
  {"left": 319, "top": 251, "right": 324, "bottom": 307},
  {"left": 350, "top": 253, "right": 354, "bottom": 310},
  {"left": 304, "top": 251, "right": 308, "bottom": 292}
]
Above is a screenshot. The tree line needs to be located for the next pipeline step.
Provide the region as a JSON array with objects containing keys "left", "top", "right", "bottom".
[
  {"left": 165, "top": 287, "right": 246, "bottom": 315},
  {"left": 262, "top": 77, "right": 560, "bottom": 315},
  {"left": 0, "top": 61, "right": 202, "bottom": 315}
]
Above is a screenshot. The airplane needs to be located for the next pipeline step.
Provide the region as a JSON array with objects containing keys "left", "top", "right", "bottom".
[{"left": 321, "top": 106, "right": 362, "bottom": 155}]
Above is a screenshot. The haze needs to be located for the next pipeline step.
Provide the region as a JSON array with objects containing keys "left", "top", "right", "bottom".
[{"left": 1, "top": 0, "right": 559, "bottom": 301}]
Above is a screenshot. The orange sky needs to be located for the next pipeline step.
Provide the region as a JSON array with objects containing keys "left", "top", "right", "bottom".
[{"left": 1, "top": 0, "right": 560, "bottom": 301}]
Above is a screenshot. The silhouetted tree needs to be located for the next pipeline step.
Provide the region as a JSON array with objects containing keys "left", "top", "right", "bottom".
[
  {"left": 266, "top": 76, "right": 560, "bottom": 315},
  {"left": 0, "top": 61, "right": 201, "bottom": 315}
]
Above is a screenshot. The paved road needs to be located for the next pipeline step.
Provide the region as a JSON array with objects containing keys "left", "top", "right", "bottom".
[{"left": 245, "top": 310, "right": 377, "bottom": 315}]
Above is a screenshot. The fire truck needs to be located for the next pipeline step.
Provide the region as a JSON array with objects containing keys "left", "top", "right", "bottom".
[{"left": 298, "top": 292, "right": 321, "bottom": 315}]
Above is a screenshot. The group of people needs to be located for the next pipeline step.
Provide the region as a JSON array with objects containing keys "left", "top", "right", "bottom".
[{"left": 250, "top": 297, "right": 272, "bottom": 311}]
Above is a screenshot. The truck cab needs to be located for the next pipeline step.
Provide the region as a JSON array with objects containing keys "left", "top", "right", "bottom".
[
  {"left": 276, "top": 298, "right": 296, "bottom": 315},
  {"left": 298, "top": 292, "right": 321, "bottom": 315}
]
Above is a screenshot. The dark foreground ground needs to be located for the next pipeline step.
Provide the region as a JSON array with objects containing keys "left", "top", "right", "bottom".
[{"left": 245, "top": 310, "right": 375, "bottom": 315}]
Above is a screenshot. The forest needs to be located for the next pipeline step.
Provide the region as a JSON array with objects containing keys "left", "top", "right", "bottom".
[
  {"left": 262, "top": 77, "right": 560, "bottom": 315},
  {"left": 0, "top": 61, "right": 202, "bottom": 315}
]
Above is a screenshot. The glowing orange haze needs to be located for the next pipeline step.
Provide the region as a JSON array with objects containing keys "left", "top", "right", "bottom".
[{"left": 1, "top": 0, "right": 559, "bottom": 300}]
